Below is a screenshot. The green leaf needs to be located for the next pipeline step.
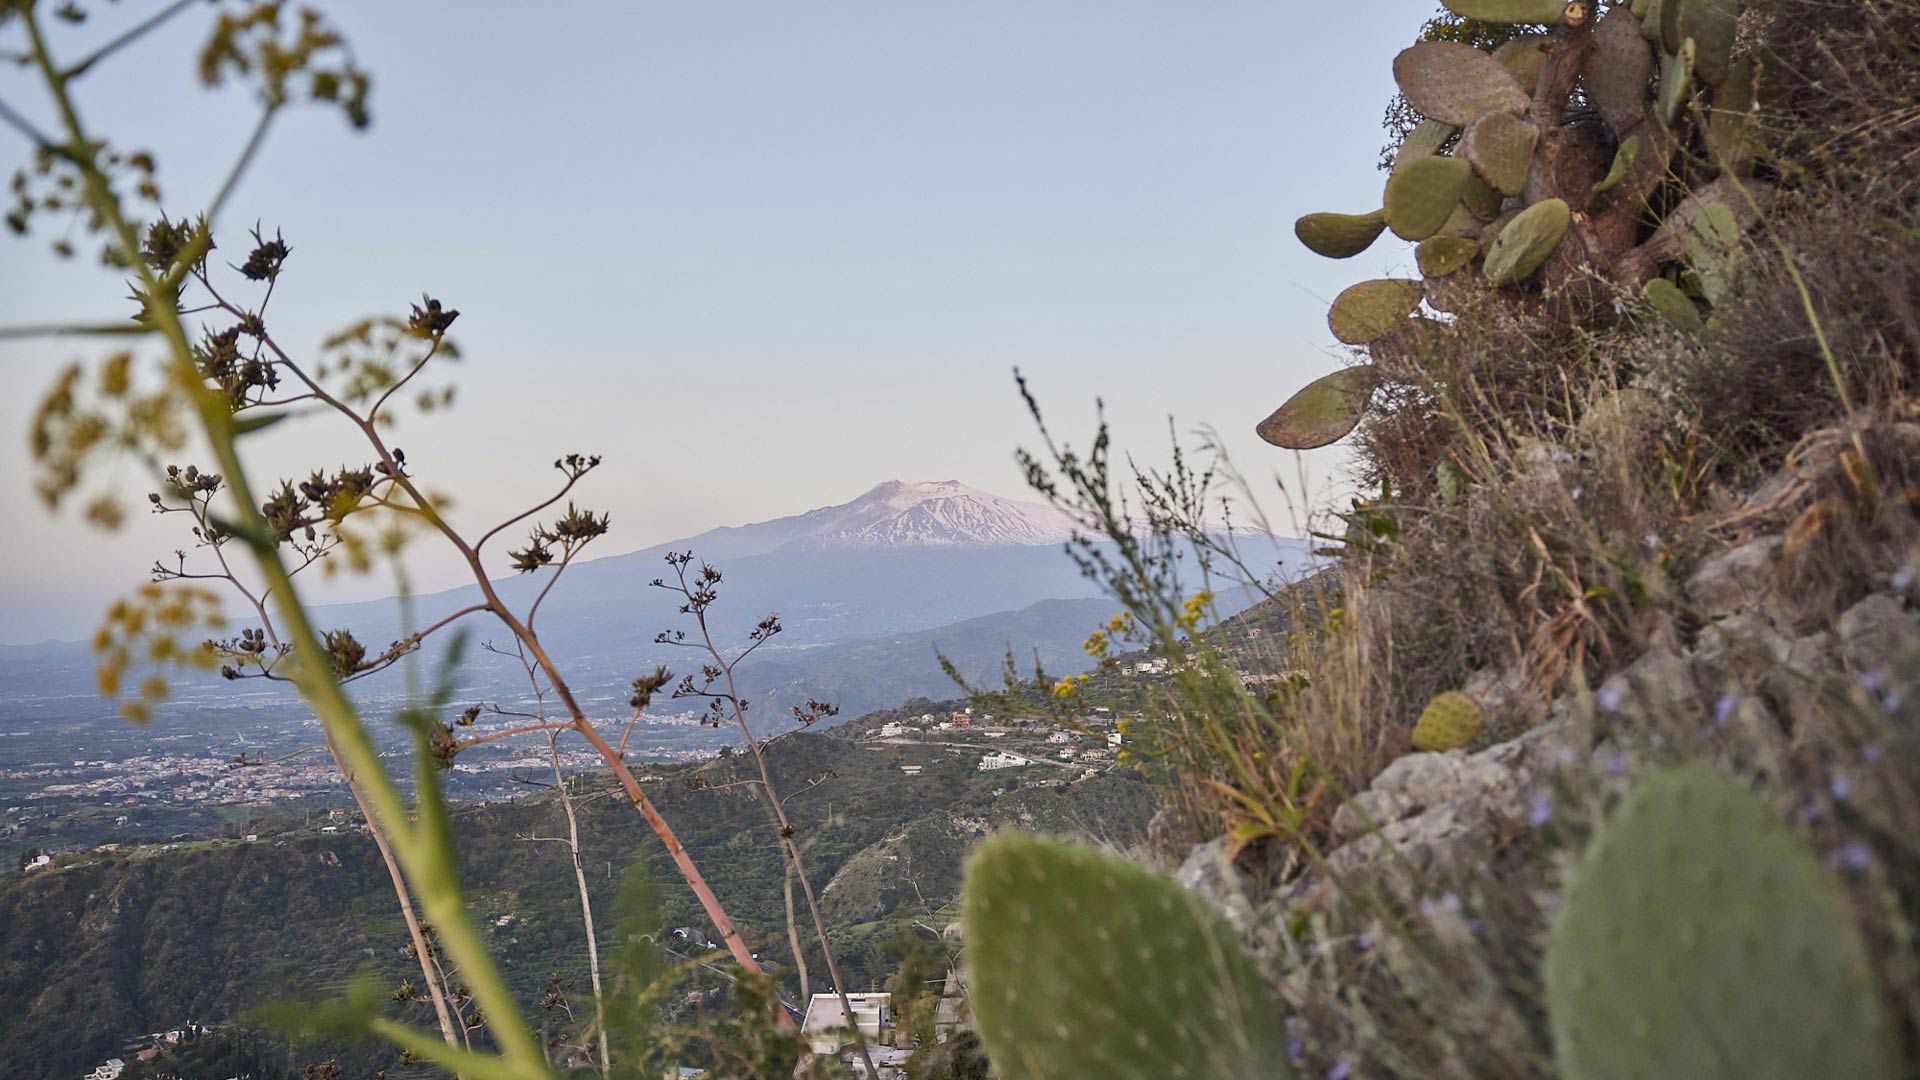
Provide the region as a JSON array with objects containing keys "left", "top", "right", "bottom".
[
  {"left": 1257, "top": 366, "right": 1380, "bottom": 450},
  {"left": 1327, "top": 279, "right": 1426, "bottom": 344},
  {"left": 231, "top": 410, "right": 289, "bottom": 436}
]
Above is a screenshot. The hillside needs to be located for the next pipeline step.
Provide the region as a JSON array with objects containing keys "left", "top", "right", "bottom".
[{"left": 0, "top": 718, "right": 1155, "bottom": 1078}]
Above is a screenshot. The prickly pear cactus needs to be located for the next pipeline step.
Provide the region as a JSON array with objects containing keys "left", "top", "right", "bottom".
[
  {"left": 1410, "top": 691, "right": 1485, "bottom": 752},
  {"left": 1262, "top": 0, "right": 1772, "bottom": 450},
  {"left": 961, "top": 833, "right": 1294, "bottom": 1080},
  {"left": 1545, "top": 766, "right": 1887, "bottom": 1080}
]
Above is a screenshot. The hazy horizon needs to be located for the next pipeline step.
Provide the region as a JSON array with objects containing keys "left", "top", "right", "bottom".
[{"left": 0, "top": 1, "right": 1433, "bottom": 642}]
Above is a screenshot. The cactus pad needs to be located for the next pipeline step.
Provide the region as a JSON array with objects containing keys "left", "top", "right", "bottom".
[
  {"left": 1482, "top": 197, "right": 1570, "bottom": 284},
  {"left": 1328, "top": 279, "right": 1426, "bottom": 345},
  {"left": 1672, "top": 0, "right": 1740, "bottom": 85},
  {"left": 1295, "top": 209, "right": 1389, "bottom": 259},
  {"left": 1491, "top": 34, "right": 1549, "bottom": 90},
  {"left": 1659, "top": 36, "right": 1697, "bottom": 125},
  {"left": 962, "top": 833, "right": 1293, "bottom": 1080},
  {"left": 1386, "top": 156, "right": 1473, "bottom": 240},
  {"left": 1393, "top": 41, "right": 1530, "bottom": 127},
  {"left": 1642, "top": 276, "right": 1703, "bottom": 332},
  {"left": 1441, "top": 0, "right": 1570, "bottom": 23},
  {"left": 1462, "top": 112, "right": 1539, "bottom": 196},
  {"left": 1588, "top": 135, "right": 1640, "bottom": 206},
  {"left": 1258, "top": 366, "right": 1379, "bottom": 450},
  {"left": 1416, "top": 235, "right": 1480, "bottom": 278},
  {"left": 1395, "top": 118, "right": 1460, "bottom": 170},
  {"left": 1545, "top": 766, "right": 1886, "bottom": 1080},
  {"left": 1585, "top": 7, "right": 1655, "bottom": 135},
  {"left": 1411, "top": 691, "right": 1484, "bottom": 752}
]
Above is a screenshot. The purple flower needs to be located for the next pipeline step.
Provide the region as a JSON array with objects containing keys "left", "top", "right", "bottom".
[
  {"left": 1713, "top": 694, "right": 1737, "bottom": 729},
  {"left": 1892, "top": 566, "right": 1914, "bottom": 592},
  {"left": 1286, "top": 1017, "right": 1305, "bottom": 1065},
  {"left": 1864, "top": 742, "right": 1883, "bottom": 764},
  {"left": 1883, "top": 690, "right": 1904, "bottom": 712},
  {"left": 1830, "top": 841, "right": 1872, "bottom": 873},
  {"left": 1643, "top": 531, "right": 1660, "bottom": 551},
  {"left": 1858, "top": 670, "right": 1888, "bottom": 694},
  {"left": 1830, "top": 775, "right": 1852, "bottom": 802},
  {"left": 1606, "top": 753, "right": 1630, "bottom": 778},
  {"left": 1528, "top": 790, "right": 1554, "bottom": 828},
  {"left": 1328, "top": 1060, "right": 1352, "bottom": 1080},
  {"left": 1598, "top": 684, "right": 1625, "bottom": 712}
]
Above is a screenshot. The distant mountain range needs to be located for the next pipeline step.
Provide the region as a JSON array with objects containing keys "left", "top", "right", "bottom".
[
  {"left": 0, "top": 480, "right": 1314, "bottom": 739},
  {"left": 657, "top": 479, "right": 1082, "bottom": 555}
]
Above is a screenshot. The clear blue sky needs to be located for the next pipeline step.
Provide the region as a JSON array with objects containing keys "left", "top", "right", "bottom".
[{"left": 0, "top": 1, "right": 1434, "bottom": 642}]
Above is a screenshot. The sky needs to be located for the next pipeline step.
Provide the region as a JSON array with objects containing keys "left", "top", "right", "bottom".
[{"left": 0, "top": 1, "right": 1435, "bottom": 643}]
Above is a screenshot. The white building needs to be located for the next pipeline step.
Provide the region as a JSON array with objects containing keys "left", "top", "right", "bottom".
[
  {"left": 977, "top": 752, "right": 1030, "bottom": 771},
  {"left": 86, "top": 1059, "right": 126, "bottom": 1080},
  {"left": 800, "top": 992, "right": 892, "bottom": 1055}
]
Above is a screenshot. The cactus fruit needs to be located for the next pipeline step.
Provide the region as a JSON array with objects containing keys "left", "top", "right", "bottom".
[
  {"left": 1483, "top": 197, "right": 1570, "bottom": 285},
  {"left": 1416, "top": 235, "right": 1479, "bottom": 278},
  {"left": 1386, "top": 156, "right": 1473, "bottom": 240},
  {"left": 1328, "top": 279, "right": 1426, "bottom": 345},
  {"left": 1461, "top": 111, "right": 1539, "bottom": 196},
  {"left": 1411, "top": 691, "right": 1484, "bottom": 752},
  {"left": 1392, "top": 41, "right": 1530, "bottom": 127},
  {"left": 1257, "top": 366, "right": 1380, "bottom": 450},
  {"left": 1295, "top": 209, "right": 1390, "bottom": 259},
  {"left": 1545, "top": 766, "right": 1887, "bottom": 1080},
  {"left": 1440, "top": 0, "right": 1570, "bottom": 23},
  {"left": 961, "top": 833, "right": 1294, "bottom": 1080}
]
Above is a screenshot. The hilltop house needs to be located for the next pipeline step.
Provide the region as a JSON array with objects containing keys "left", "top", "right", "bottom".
[
  {"left": 977, "top": 751, "right": 1030, "bottom": 771},
  {"left": 801, "top": 992, "right": 892, "bottom": 1055},
  {"left": 85, "top": 1059, "right": 125, "bottom": 1080}
]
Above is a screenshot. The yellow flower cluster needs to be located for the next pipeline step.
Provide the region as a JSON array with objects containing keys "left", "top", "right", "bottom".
[
  {"left": 1051, "top": 673, "right": 1093, "bottom": 699},
  {"left": 1175, "top": 590, "right": 1216, "bottom": 632}
]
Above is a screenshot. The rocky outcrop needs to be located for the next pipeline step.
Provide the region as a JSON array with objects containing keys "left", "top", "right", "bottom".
[{"left": 1177, "top": 522, "right": 1915, "bottom": 926}]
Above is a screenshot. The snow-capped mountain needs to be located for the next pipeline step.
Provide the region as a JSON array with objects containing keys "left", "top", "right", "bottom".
[
  {"left": 780, "top": 480, "right": 1079, "bottom": 550},
  {"left": 642, "top": 480, "right": 1081, "bottom": 561}
]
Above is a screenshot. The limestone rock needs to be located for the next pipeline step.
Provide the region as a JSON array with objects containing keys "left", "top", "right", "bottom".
[
  {"left": 1686, "top": 535, "right": 1783, "bottom": 619},
  {"left": 1175, "top": 836, "right": 1258, "bottom": 942}
]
